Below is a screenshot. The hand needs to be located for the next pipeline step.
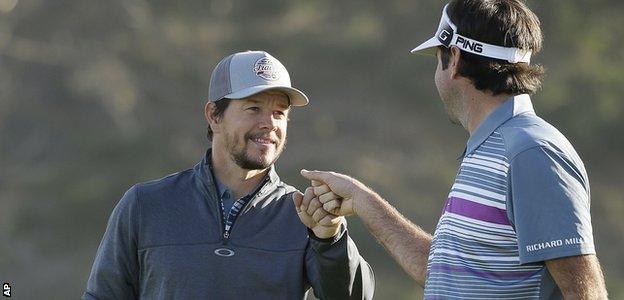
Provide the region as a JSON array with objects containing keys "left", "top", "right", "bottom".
[
  {"left": 293, "top": 182, "right": 344, "bottom": 239},
  {"left": 301, "top": 169, "right": 369, "bottom": 216}
]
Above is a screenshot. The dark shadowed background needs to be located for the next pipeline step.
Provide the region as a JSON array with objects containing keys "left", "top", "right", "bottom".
[{"left": 1, "top": 0, "right": 623, "bottom": 298}]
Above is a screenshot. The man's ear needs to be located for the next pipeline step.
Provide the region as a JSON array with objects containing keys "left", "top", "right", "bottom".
[
  {"left": 204, "top": 101, "right": 221, "bottom": 134},
  {"left": 449, "top": 46, "right": 462, "bottom": 79}
]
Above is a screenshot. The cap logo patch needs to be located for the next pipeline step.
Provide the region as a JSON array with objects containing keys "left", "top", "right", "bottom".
[
  {"left": 254, "top": 57, "right": 281, "bottom": 81},
  {"left": 436, "top": 23, "right": 454, "bottom": 47}
]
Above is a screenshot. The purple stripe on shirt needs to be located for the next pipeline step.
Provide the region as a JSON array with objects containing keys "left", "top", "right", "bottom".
[
  {"left": 429, "top": 263, "right": 539, "bottom": 280},
  {"left": 445, "top": 196, "right": 510, "bottom": 225}
]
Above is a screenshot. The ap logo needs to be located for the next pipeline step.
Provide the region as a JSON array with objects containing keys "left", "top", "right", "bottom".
[{"left": 3, "top": 282, "right": 10, "bottom": 297}]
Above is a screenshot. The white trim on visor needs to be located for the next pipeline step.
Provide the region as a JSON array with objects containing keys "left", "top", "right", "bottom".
[{"left": 410, "top": 4, "right": 532, "bottom": 63}]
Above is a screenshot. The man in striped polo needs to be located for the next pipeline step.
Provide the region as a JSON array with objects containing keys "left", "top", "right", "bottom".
[{"left": 298, "top": 0, "right": 608, "bottom": 298}]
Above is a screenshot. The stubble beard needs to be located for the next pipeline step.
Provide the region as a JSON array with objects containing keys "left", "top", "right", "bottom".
[{"left": 227, "top": 131, "right": 286, "bottom": 170}]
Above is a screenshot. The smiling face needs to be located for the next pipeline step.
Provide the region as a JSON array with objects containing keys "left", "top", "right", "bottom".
[{"left": 211, "top": 91, "right": 290, "bottom": 170}]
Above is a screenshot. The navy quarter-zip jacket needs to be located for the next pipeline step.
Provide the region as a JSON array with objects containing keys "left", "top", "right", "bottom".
[{"left": 84, "top": 152, "right": 375, "bottom": 299}]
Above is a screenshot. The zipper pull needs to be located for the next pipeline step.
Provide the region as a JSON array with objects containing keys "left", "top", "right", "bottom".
[{"left": 223, "top": 231, "right": 230, "bottom": 240}]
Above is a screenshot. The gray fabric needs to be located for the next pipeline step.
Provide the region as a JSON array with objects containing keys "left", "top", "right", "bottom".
[
  {"left": 228, "top": 52, "right": 286, "bottom": 92},
  {"left": 507, "top": 145, "right": 594, "bottom": 264},
  {"left": 207, "top": 51, "right": 309, "bottom": 106},
  {"left": 208, "top": 54, "right": 233, "bottom": 101},
  {"left": 497, "top": 104, "right": 594, "bottom": 300},
  {"left": 83, "top": 151, "right": 374, "bottom": 300},
  {"left": 499, "top": 113, "right": 595, "bottom": 266}
]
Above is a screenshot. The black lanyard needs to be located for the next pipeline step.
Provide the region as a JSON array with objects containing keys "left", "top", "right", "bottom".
[{"left": 219, "top": 177, "right": 268, "bottom": 240}]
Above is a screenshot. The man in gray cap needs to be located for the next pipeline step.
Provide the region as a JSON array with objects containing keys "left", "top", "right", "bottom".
[{"left": 84, "top": 50, "right": 374, "bottom": 299}]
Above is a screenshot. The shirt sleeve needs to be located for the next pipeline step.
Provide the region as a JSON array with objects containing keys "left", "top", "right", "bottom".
[
  {"left": 508, "top": 146, "right": 595, "bottom": 265},
  {"left": 304, "top": 223, "right": 375, "bottom": 300},
  {"left": 84, "top": 186, "right": 140, "bottom": 300}
]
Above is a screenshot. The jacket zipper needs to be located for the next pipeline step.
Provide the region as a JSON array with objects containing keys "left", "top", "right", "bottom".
[
  {"left": 221, "top": 198, "right": 249, "bottom": 245},
  {"left": 221, "top": 184, "right": 269, "bottom": 245},
  {"left": 209, "top": 189, "right": 226, "bottom": 243},
  {"left": 218, "top": 198, "right": 229, "bottom": 244}
]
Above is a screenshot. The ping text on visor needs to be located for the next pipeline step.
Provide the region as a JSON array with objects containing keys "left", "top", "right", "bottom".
[{"left": 411, "top": 4, "right": 532, "bottom": 64}]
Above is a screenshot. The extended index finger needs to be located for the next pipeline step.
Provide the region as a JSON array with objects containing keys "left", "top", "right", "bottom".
[{"left": 301, "top": 169, "right": 330, "bottom": 182}]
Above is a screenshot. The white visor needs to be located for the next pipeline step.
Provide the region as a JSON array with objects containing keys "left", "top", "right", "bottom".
[{"left": 410, "top": 4, "right": 532, "bottom": 63}]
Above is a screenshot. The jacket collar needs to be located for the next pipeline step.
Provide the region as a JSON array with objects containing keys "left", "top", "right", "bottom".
[
  {"left": 194, "top": 149, "right": 281, "bottom": 210},
  {"left": 461, "top": 94, "right": 535, "bottom": 158}
]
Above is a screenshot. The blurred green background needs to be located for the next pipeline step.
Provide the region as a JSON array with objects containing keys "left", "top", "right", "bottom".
[{"left": 1, "top": 0, "right": 622, "bottom": 298}]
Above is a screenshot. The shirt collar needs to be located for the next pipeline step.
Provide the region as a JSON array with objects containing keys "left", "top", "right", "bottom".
[
  {"left": 462, "top": 94, "right": 535, "bottom": 158},
  {"left": 213, "top": 175, "right": 230, "bottom": 199}
]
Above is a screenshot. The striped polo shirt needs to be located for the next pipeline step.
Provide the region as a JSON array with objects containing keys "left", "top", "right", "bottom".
[{"left": 424, "top": 95, "right": 595, "bottom": 299}]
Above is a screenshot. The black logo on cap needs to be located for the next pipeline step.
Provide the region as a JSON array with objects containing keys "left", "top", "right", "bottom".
[
  {"left": 437, "top": 23, "right": 454, "bottom": 47},
  {"left": 439, "top": 30, "right": 451, "bottom": 42}
]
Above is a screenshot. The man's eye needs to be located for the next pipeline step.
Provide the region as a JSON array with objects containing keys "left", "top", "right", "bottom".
[
  {"left": 274, "top": 111, "right": 286, "bottom": 118},
  {"left": 247, "top": 107, "right": 260, "bottom": 111}
]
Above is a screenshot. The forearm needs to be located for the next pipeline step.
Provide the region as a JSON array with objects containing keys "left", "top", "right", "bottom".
[
  {"left": 354, "top": 190, "right": 431, "bottom": 286},
  {"left": 546, "top": 254, "right": 608, "bottom": 300}
]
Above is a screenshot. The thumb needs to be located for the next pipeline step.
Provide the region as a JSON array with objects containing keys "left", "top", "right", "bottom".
[{"left": 292, "top": 191, "right": 303, "bottom": 211}]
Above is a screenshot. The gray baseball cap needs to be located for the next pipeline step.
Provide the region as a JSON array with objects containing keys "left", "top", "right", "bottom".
[{"left": 208, "top": 51, "right": 309, "bottom": 106}]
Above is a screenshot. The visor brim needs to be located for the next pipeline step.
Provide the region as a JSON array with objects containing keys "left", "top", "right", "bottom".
[{"left": 410, "top": 36, "right": 441, "bottom": 56}]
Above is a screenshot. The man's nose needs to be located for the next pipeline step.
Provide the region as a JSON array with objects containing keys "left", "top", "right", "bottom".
[{"left": 258, "top": 111, "right": 279, "bottom": 130}]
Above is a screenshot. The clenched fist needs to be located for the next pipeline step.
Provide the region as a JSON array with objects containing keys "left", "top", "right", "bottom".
[
  {"left": 293, "top": 180, "right": 344, "bottom": 239},
  {"left": 300, "top": 169, "right": 371, "bottom": 217}
]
